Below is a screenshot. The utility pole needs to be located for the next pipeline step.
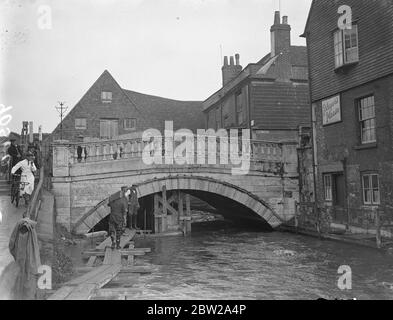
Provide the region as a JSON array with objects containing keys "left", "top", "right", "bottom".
[{"left": 55, "top": 102, "right": 68, "bottom": 140}]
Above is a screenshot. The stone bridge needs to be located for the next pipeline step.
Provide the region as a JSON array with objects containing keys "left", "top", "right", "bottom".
[{"left": 51, "top": 136, "right": 300, "bottom": 235}]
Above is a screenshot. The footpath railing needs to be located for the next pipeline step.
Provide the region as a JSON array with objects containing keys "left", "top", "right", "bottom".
[{"left": 52, "top": 136, "right": 286, "bottom": 165}]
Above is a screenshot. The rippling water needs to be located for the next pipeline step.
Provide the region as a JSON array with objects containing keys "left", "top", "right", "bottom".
[{"left": 126, "top": 223, "right": 393, "bottom": 300}]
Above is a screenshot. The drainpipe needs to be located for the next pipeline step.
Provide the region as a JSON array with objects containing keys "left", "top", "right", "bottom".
[
  {"left": 247, "top": 82, "right": 252, "bottom": 135},
  {"left": 342, "top": 157, "right": 350, "bottom": 230},
  {"left": 305, "top": 34, "right": 320, "bottom": 233}
]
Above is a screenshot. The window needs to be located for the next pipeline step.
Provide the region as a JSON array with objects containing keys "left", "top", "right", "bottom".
[
  {"left": 100, "top": 119, "right": 118, "bottom": 139},
  {"left": 362, "top": 173, "right": 380, "bottom": 205},
  {"left": 358, "top": 95, "right": 376, "bottom": 144},
  {"left": 75, "top": 118, "right": 87, "bottom": 130},
  {"left": 215, "top": 107, "right": 221, "bottom": 129},
  {"left": 334, "top": 25, "right": 359, "bottom": 68},
  {"left": 101, "top": 91, "right": 112, "bottom": 103},
  {"left": 124, "top": 118, "right": 136, "bottom": 130},
  {"left": 324, "top": 174, "right": 333, "bottom": 201},
  {"left": 236, "top": 91, "right": 244, "bottom": 126}
]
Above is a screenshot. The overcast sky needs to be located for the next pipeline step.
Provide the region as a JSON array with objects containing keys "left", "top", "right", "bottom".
[{"left": 0, "top": 0, "right": 312, "bottom": 134}]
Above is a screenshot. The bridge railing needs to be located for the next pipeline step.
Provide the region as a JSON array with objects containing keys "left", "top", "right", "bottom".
[{"left": 52, "top": 136, "right": 285, "bottom": 167}]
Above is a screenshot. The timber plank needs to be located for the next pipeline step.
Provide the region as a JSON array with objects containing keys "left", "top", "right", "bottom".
[
  {"left": 65, "top": 265, "right": 111, "bottom": 286},
  {"left": 86, "top": 256, "right": 96, "bottom": 267},
  {"left": 85, "top": 265, "right": 122, "bottom": 287},
  {"left": 94, "top": 288, "right": 142, "bottom": 298},
  {"left": 88, "top": 229, "right": 136, "bottom": 267},
  {"left": 120, "top": 266, "right": 156, "bottom": 274},
  {"left": 47, "top": 286, "right": 74, "bottom": 300},
  {"left": 83, "top": 248, "right": 149, "bottom": 257},
  {"left": 66, "top": 284, "right": 97, "bottom": 300}
]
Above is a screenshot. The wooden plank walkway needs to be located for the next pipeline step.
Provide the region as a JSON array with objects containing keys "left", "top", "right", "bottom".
[
  {"left": 86, "top": 229, "right": 136, "bottom": 267},
  {"left": 48, "top": 229, "right": 140, "bottom": 300}
]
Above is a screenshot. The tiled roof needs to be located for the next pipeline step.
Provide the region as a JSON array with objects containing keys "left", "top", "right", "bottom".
[
  {"left": 256, "top": 46, "right": 308, "bottom": 67},
  {"left": 253, "top": 46, "right": 308, "bottom": 81},
  {"left": 122, "top": 89, "right": 205, "bottom": 132},
  {"left": 204, "top": 46, "right": 308, "bottom": 109},
  {"left": 251, "top": 82, "right": 311, "bottom": 130}
]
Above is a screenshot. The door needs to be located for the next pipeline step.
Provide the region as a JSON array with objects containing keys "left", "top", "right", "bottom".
[
  {"left": 334, "top": 174, "right": 345, "bottom": 207},
  {"left": 100, "top": 119, "right": 118, "bottom": 139}
]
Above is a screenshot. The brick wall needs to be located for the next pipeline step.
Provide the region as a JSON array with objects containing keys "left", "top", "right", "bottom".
[{"left": 314, "top": 75, "right": 393, "bottom": 223}]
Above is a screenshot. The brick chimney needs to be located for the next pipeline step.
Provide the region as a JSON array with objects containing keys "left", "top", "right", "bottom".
[
  {"left": 222, "top": 54, "right": 242, "bottom": 86},
  {"left": 270, "top": 11, "right": 291, "bottom": 57}
]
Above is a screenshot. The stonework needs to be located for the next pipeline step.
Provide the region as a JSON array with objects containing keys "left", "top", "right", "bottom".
[{"left": 51, "top": 141, "right": 299, "bottom": 233}]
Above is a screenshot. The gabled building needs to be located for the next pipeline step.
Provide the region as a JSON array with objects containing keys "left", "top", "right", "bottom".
[
  {"left": 302, "top": 0, "right": 393, "bottom": 224},
  {"left": 50, "top": 70, "right": 204, "bottom": 142},
  {"left": 203, "top": 12, "right": 310, "bottom": 142}
]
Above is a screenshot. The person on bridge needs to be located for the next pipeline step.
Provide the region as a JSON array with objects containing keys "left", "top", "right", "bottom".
[
  {"left": 127, "top": 185, "right": 140, "bottom": 230},
  {"left": 108, "top": 186, "right": 131, "bottom": 250},
  {"left": 7, "top": 138, "right": 22, "bottom": 168},
  {"left": 11, "top": 152, "right": 37, "bottom": 207},
  {"left": 7, "top": 138, "right": 22, "bottom": 181}
]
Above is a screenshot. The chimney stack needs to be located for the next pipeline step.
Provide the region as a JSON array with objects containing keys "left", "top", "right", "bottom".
[
  {"left": 270, "top": 11, "right": 291, "bottom": 57},
  {"left": 222, "top": 54, "right": 242, "bottom": 86}
]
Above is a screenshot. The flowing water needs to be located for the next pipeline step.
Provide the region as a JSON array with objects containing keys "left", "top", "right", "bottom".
[{"left": 123, "top": 223, "right": 393, "bottom": 300}]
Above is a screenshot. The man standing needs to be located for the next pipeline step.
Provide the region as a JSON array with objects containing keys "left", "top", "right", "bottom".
[
  {"left": 108, "top": 186, "right": 130, "bottom": 250},
  {"left": 127, "top": 185, "right": 140, "bottom": 229},
  {"left": 7, "top": 138, "right": 22, "bottom": 180},
  {"left": 7, "top": 138, "right": 22, "bottom": 167}
]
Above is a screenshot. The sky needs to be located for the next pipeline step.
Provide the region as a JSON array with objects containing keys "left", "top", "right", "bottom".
[{"left": 0, "top": 0, "right": 312, "bottom": 134}]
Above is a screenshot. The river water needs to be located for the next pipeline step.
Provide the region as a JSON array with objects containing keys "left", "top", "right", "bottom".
[{"left": 124, "top": 223, "right": 393, "bottom": 300}]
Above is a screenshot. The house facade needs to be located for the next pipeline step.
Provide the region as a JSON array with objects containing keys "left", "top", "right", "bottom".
[
  {"left": 302, "top": 0, "right": 393, "bottom": 224},
  {"left": 203, "top": 12, "right": 310, "bottom": 143},
  {"left": 50, "top": 70, "right": 204, "bottom": 142}
]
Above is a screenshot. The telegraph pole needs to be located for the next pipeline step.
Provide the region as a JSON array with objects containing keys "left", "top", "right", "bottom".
[{"left": 55, "top": 102, "right": 68, "bottom": 140}]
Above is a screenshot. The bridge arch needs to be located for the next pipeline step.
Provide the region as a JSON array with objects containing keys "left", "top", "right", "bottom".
[{"left": 72, "top": 175, "right": 284, "bottom": 235}]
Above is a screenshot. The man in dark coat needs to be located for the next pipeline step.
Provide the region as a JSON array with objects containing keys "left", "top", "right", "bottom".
[
  {"left": 108, "top": 187, "right": 130, "bottom": 249},
  {"left": 7, "top": 138, "right": 22, "bottom": 181},
  {"left": 7, "top": 138, "right": 22, "bottom": 168}
]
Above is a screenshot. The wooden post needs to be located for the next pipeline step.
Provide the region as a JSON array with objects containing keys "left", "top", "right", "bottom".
[
  {"left": 162, "top": 186, "right": 167, "bottom": 233},
  {"left": 178, "top": 191, "right": 185, "bottom": 234},
  {"left": 154, "top": 194, "right": 160, "bottom": 234},
  {"left": 144, "top": 207, "right": 147, "bottom": 236},
  {"left": 375, "top": 207, "right": 382, "bottom": 249},
  {"left": 185, "top": 193, "right": 191, "bottom": 234}
]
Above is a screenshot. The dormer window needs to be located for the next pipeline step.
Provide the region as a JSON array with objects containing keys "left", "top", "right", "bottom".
[
  {"left": 334, "top": 24, "right": 359, "bottom": 69},
  {"left": 101, "top": 91, "right": 112, "bottom": 103}
]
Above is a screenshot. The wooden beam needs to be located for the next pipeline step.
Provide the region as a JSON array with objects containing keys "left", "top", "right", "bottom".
[
  {"left": 154, "top": 194, "right": 160, "bottom": 233},
  {"left": 47, "top": 286, "right": 74, "bottom": 300},
  {"left": 185, "top": 193, "right": 192, "bottom": 234},
  {"left": 83, "top": 249, "right": 149, "bottom": 258},
  {"left": 93, "top": 288, "right": 142, "bottom": 298},
  {"left": 178, "top": 191, "right": 185, "bottom": 234},
  {"left": 162, "top": 186, "right": 167, "bottom": 232},
  {"left": 119, "top": 266, "right": 156, "bottom": 274}
]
